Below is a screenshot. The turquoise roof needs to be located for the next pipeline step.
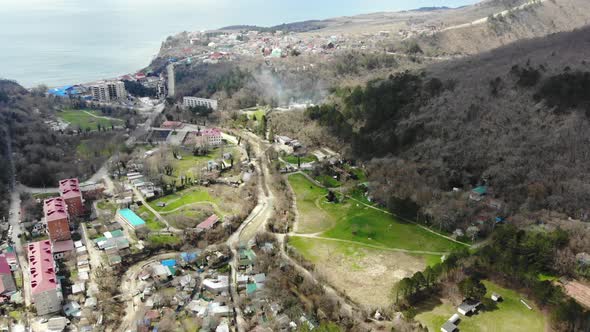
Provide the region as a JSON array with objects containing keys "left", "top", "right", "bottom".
[
  {"left": 246, "top": 283, "right": 257, "bottom": 294},
  {"left": 118, "top": 209, "right": 146, "bottom": 227},
  {"left": 110, "top": 229, "right": 124, "bottom": 238},
  {"left": 472, "top": 186, "right": 488, "bottom": 195}
]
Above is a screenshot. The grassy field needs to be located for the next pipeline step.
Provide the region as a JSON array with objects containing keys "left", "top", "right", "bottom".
[
  {"left": 166, "top": 147, "right": 240, "bottom": 184},
  {"left": 415, "top": 281, "right": 547, "bottom": 332},
  {"left": 147, "top": 234, "right": 181, "bottom": 246},
  {"left": 289, "top": 236, "right": 439, "bottom": 307},
  {"left": 136, "top": 206, "right": 166, "bottom": 231},
  {"left": 149, "top": 188, "right": 218, "bottom": 213},
  {"left": 58, "top": 109, "right": 123, "bottom": 131},
  {"left": 288, "top": 173, "right": 463, "bottom": 253},
  {"left": 283, "top": 154, "right": 317, "bottom": 164}
]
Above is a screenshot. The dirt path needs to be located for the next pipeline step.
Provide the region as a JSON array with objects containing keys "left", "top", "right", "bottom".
[
  {"left": 82, "top": 110, "right": 124, "bottom": 122},
  {"left": 158, "top": 201, "right": 224, "bottom": 216},
  {"left": 562, "top": 280, "right": 590, "bottom": 309},
  {"left": 132, "top": 187, "right": 182, "bottom": 233},
  {"left": 441, "top": 0, "right": 548, "bottom": 32}
]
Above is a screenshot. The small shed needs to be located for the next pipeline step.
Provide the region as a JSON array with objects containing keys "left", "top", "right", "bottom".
[
  {"left": 448, "top": 313, "right": 460, "bottom": 324},
  {"left": 441, "top": 321, "right": 457, "bottom": 332},
  {"left": 492, "top": 293, "right": 502, "bottom": 302}
]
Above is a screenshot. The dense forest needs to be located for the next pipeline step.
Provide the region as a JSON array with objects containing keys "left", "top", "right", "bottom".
[
  {"left": 303, "top": 27, "right": 590, "bottom": 226},
  {"left": 0, "top": 81, "right": 131, "bottom": 193}
]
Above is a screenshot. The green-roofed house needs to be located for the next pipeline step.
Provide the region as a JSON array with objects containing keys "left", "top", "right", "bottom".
[
  {"left": 238, "top": 249, "right": 257, "bottom": 270},
  {"left": 246, "top": 283, "right": 257, "bottom": 295},
  {"left": 469, "top": 186, "right": 488, "bottom": 201},
  {"left": 110, "top": 229, "right": 124, "bottom": 238},
  {"left": 116, "top": 208, "right": 146, "bottom": 230}
]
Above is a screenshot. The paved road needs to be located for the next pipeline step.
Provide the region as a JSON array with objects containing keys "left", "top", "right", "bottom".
[{"left": 8, "top": 191, "right": 31, "bottom": 307}]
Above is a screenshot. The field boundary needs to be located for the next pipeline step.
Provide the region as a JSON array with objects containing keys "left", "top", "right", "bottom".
[{"left": 290, "top": 234, "right": 449, "bottom": 255}]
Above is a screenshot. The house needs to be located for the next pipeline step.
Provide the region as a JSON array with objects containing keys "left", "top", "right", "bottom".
[
  {"left": 0, "top": 256, "right": 16, "bottom": 296},
  {"left": 151, "top": 264, "right": 171, "bottom": 282},
  {"left": 275, "top": 135, "right": 292, "bottom": 145},
  {"left": 52, "top": 240, "right": 74, "bottom": 260},
  {"left": 43, "top": 198, "right": 71, "bottom": 241},
  {"left": 72, "top": 282, "right": 85, "bottom": 294},
  {"left": 59, "top": 178, "right": 84, "bottom": 217},
  {"left": 457, "top": 301, "right": 481, "bottom": 316},
  {"left": 116, "top": 208, "right": 146, "bottom": 230},
  {"left": 197, "top": 214, "right": 219, "bottom": 231},
  {"left": 491, "top": 293, "right": 503, "bottom": 302},
  {"left": 469, "top": 186, "right": 488, "bottom": 201},
  {"left": 47, "top": 317, "right": 69, "bottom": 332},
  {"left": 208, "top": 301, "right": 231, "bottom": 317},
  {"left": 161, "top": 121, "right": 184, "bottom": 129},
  {"left": 28, "top": 240, "right": 62, "bottom": 315},
  {"left": 441, "top": 321, "right": 457, "bottom": 332},
  {"left": 203, "top": 276, "right": 229, "bottom": 294},
  {"left": 63, "top": 301, "right": 82, "bottom": 317}
]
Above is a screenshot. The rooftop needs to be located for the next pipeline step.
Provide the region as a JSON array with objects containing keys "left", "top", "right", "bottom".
[
  {"left": 197, "top": 214, "right": 219, "bottom": 230},
  {"left": 0, "top": 256, "right": 11, "bottom": 275},
  {"left": 59, "top": 178, "right": 82, "bottom": 200},
  {"left": 52, "top": 240, "right": 75, "bottom": 254},
  {"left": 118, "top": 209, "right": 146, "bottom": 227},
  {"left": 27, "top": 240, "right": 59, "bottom": 295},
  {"left": 43, "top": 198, "right": 68, "bottom": 222}
]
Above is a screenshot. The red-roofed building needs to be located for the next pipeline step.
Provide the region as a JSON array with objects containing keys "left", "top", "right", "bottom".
[
  {"left": 197, "top": 214, "right": 219, "bottom": 231},
  {"left": 0, "top": 256, "right": 16, "bottom": 297},
  {"left": 161, "top": 121, "right": 184, "bottom": 129},
  {"left": 59, "top": 178, "right": 84, "bottom": 217},
  {"left": 43, "top": 198, "right": 71, "bottom": 241},
  {"left": 28, "top": 240, "right": 62, "bottom": 315}
]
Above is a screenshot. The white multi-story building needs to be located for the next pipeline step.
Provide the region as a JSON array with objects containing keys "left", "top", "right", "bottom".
[
  {"left": 183, "top": 97, "right": 218, "bottom": 111},
  {"left": 90, "top": 81, "right": 127, "bottom": 102}
]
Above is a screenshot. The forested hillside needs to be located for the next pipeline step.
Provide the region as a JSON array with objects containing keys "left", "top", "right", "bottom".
[
  {"left": 305, "top": 26, "right": 590, "bottom": 227},
  {"left": 0, "top": 80, "right": 129, "bottom": 212}
]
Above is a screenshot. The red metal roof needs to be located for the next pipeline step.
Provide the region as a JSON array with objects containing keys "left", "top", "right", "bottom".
[
  {"left": 27, "top": 240, "right": 58, "bottom": 295},
  {"left": 197, "top": 214, "right": 219, "bottom": 230},
  {"left": 43, "top": 198, "right": 68, "bottom": 222},
  {"left": 0, "top": 256, "right": 11, "bottom": 275},
  {"left": 59, "top": 178, "right": 82, "bottom": 200}
]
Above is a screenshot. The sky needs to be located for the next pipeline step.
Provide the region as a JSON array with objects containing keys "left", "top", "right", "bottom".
[{"left": 0, "top": 0, "right": 482, "bottom": 29}]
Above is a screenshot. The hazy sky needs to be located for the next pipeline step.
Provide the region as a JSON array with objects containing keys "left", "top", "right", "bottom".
[{"left": 1, "top": 0, "right": 482, "bottom": 29}]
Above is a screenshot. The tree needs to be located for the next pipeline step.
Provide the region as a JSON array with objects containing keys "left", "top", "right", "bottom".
[
  {"left": 412, "top": 271, "right": 426, "bottom": 290},
  {"left": 458, "top": 277, "right": 487, "bottom": 301}
]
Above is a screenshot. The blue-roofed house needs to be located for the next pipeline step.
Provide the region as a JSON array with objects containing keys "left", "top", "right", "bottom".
[
  {"left": 161, "top": 259, "right": 176, "bottom": 267},
  {"left": 116, "top": 209, "right": 146, "bottom": 230},
  {"left": 47, "top": 85, "right": 83, "bottom": 98}
]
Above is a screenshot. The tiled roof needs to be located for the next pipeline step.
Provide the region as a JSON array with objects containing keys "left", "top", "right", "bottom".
[
  {"left": 43, "top": 198, "right": 68, "bottom": 222},
  {"left": 59, "top": 178, "right": 82, "bottom": 200},
  {"left": 27, "top": 240, "right": 58, "bottom": 295}
]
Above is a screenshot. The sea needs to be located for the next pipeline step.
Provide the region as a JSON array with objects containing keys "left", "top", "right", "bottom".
[{"left": 0, "top": 1, "right": 226, "bottom": 88}]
